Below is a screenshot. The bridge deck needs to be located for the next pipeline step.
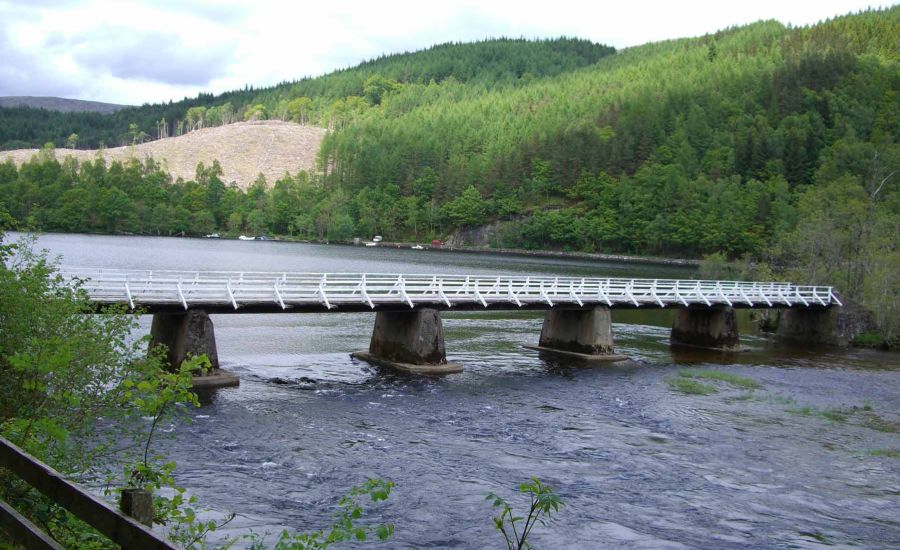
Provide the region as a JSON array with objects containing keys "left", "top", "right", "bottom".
[{"left": 63, "top": 269, "right": 840, "bottom": 314}]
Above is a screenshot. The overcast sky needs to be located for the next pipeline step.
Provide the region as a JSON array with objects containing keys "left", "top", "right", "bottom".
[{"left": 0, "top": 0, "right": 889, "bottom": 105}]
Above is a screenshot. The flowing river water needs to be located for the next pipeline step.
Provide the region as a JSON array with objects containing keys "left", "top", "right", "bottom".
[{"left": 16, "top": 233, "right": 900, "bottom": 548}]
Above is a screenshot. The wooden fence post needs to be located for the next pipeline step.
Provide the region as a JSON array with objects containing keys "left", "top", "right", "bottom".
[{"left": 119, "top": 488, "right": 153, "bottom": 527}]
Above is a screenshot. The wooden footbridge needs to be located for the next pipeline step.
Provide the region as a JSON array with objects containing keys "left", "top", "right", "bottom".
[{"left": 64, "top": 269, "right": 841, "bottom": 382}]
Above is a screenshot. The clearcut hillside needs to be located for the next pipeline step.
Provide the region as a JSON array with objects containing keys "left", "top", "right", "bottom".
[{"left": 3, "top": 121, "right": 325, "bottom": 188}]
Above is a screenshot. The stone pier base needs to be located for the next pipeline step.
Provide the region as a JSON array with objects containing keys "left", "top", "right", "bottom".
[
  {"left": 775, "top": 299, "right": 871, "bottom": 348},
  {"left": 670, "top": 306, "right": 740, "bottom": 351},
  {"left": 351, "top": 308, "right": 462, "bottom": 374},
  {"left": 524, "top": 306, "right": 627, "bottom": 361},
  {"left": 149, "top": 310, "right": 239, "bottom": 388}
]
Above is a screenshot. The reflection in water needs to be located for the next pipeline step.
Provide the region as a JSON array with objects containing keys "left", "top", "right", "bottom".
[{"left": 16, "top": 233, "right": 900, "bottom": 548}]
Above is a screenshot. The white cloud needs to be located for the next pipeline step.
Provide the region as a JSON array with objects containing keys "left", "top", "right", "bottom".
[{"left": 0, "top": 0, "right": 888, "bottom": 105}]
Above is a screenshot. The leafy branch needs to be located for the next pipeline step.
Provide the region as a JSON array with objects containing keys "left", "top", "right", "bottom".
[
  {"left": 486, "top": 477, "right": 564, "bottom": 550},
  {"left": 253, "top": 478, "right": 395, "bottom": 549}
]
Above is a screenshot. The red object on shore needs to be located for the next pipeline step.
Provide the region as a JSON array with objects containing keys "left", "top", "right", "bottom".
[{"left": 431, "top": 239, "right": 443, "bottom": 247}]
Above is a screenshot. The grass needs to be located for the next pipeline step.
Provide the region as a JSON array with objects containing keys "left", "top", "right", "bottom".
[
  {"left": 862, "top": 414, "right": 900, "bottom": 433},
  {"left": 677, "top": 369, "right": 762, "bottom": 390},
  {"left": 868, "top": 449, "right": 900, "bottom": 458},
  {"left": 787, "top": 406, "right": 814, "bottom": 417},
  {"left": 667, "top": 377, "right": 717, "bottom": 395},
  {"left": 785, "top": 403, "right": 899, "bottom": 431},
  {"left": 819, "top": 409, "right": 850, "bottom": 423},
  {"left": 851, "top": 331, "right": 888, "bottom": 348},
  {"left": 787, "top": 406, "right": 851, "bottom": 422}
]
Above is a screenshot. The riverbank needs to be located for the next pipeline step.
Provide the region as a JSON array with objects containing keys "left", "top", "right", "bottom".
[
  {"left": 363, "top": 241, "right": 700, "bottom": 267},
  {"left": 10, "top": 230, "right": 701, "bottom": 268},
  {"left": 200, "top": 233, "right": 700, "bottom": 268}
]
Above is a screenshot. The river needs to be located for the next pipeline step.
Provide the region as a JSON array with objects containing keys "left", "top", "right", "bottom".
[{"left": 12, "top": 233, "right": 900, "bottom": 548}]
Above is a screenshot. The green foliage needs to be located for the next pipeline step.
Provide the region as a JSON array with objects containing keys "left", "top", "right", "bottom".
[
  {"left": 116, "top": 355, "right": 243, "bottom": 549},
  {"left": 0, "top": 235, "right": 160, "bottom": 467},
  {"left": 667, "top": 378, "right": 717, "bottom": 395},
  {"left": 699, "top": 252, "right": 773, "bottom": 282},
  {"left": 852, "top": 331, "right": 890, "bottom": 348},
  {"left": 784, "top": 403, "right": 899, "bottom": 432},
  {"left": 123, "top": 357, "right": 206, "bottom": 482},
  {"left": 441, "top": 185, "right": 488, "bottom": 227},
  {"left": 789, "top": 405, "right": 869, "bottom": 424},
  {"left": 486, "top": 477, "right": 564, "bottom": 550},
  {"left": 0, "top": 38, "right": 614, "bottom": 150},
  {"left": 677, "top": 369, "right": 762, "bottom": 390},
  {"left": 363, "top": 75, "right": 401, "bottom": 106},
  {"left": 868, "top": 449, "right": 900, "bottom": 458},
  {"left": 0, "top": 234, "right": 210, "bottom": 547},
  {"left": 251, "top": 479, "right": 395, "bottom": 549},
  {"left": 819, "top": 409, "right": 851, "bottom": 423},
  {"left": 0, "top": 234, "right": 399, "bottom": 549},
  {"left": 1, "top": 8, "right": 897, "bottom": 334}
]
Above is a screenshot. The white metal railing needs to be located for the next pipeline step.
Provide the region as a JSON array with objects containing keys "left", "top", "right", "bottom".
[{"left": 60, "top": 269, "right": 841, "bottom": 311}]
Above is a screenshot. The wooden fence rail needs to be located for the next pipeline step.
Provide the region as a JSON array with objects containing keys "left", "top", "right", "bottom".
[{"left": 0, "top": 436, "right": 176, "bottom": 549}]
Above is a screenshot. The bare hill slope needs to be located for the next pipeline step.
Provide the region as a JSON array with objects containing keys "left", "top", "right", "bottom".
[{"left": 2, "top": 121, "right": 326, "bottom": 188}]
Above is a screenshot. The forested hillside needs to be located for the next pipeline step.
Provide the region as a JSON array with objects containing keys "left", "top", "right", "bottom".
[
  {"left": 1, "top": 8, "right": 897, "bottom": 340},
  {"left": 0, "top": 38, "right": 614, "bottom": 150},
  {"left": 0, "top": 96, "right": 129, "bottom": 114}
]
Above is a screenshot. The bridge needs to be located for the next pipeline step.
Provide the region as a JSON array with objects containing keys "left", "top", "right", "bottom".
[{"left": 64, "top": 269, "right": 841, "bottom": 385}]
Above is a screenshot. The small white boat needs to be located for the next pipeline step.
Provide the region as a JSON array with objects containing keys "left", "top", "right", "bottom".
[
  {"left": 411, "top": 245, "right": 424, "bottom": 250},
  {"left": 238, "top": 235, "right": 255, "bottom": 241},
  {"left": 365, "top": 242, "right": 378, "bottom": 247},
  {"left": 204, "top": 233, "right": 220, "bottom": 238}
]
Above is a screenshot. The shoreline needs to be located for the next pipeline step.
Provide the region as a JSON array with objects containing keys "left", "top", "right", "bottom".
[
  {"left": 350, "top": 241, "right": 700, "bottom": 267},
  {"left": 8, "top": 230, "right": 700, "bottom": 268}
]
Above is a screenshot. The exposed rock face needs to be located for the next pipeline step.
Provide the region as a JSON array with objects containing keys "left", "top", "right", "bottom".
[
  {"left": 538, "top": 306, "right": 616, "bottom": 355},
  {"left": 444, "top": 219, "right": 519, "bottom": 247},
  {"left": 671, "top": 306, "right": 740, "bottom": 351},
  {"left": 776, "top": 297, "right": 875, "bottom": 348},
  {"left": 368, "top": 308, "right": 448, "bottom": 365}
]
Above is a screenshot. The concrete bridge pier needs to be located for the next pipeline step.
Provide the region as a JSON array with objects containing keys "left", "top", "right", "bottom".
[
  {"left": 149, "top": 310, "right": 239, "bottom": 388},
  {"left": 524, "top": 306, "right": 628, "bottom": 361},
  {"left": 351, "top": 309, "right": 463, "bottom": 374},
  {"left": 670, "top": 306, "right": 740, "bottom": 351}
]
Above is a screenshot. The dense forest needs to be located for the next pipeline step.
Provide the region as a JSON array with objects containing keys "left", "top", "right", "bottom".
[
  {"left": 0, "top": 38, "right": 615, "bottom": 150},
  {"left": 0, "top": 8, "right": 897, "bottom": 341}
]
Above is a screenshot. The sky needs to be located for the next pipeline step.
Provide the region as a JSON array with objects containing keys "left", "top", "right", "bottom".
[{"left": 0, "top": 0, "right": 890, "bottom": 105}]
